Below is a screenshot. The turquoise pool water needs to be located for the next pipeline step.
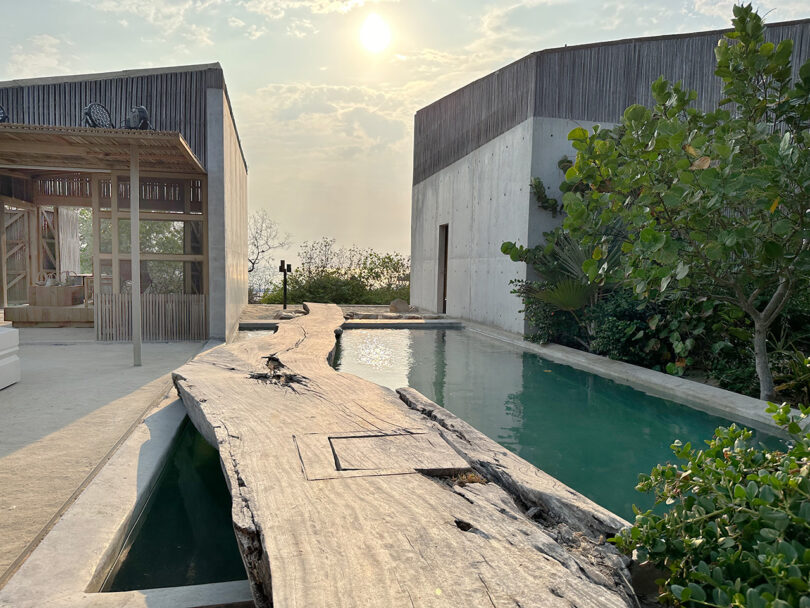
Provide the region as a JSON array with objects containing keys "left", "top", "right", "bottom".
[
  {"left": 333, "top": 329, "right": 775, "bottom": 519},
  {"left": 103, "top": 419, "right": 246, "bottom": 591}
]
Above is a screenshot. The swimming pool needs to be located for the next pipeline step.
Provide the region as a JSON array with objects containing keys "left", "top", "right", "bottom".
[{"left": 333, "top": 328, "right": 776, "bottom": 519}]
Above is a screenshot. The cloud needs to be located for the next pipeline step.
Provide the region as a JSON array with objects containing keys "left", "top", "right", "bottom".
[
  {"left": 88, "top": 0, "right": 224, "bottom": 35},
  {"left": 228, "top": 14, "right": 267, "bottom": 38},
  {"left": 5, "top": 34, "right": 78, "bottom": 79},
  {"left": 240, "top": 0, "right": 397, "bottom": 20},
  {"left": 185, "top": 23, "right": 214, "bottom": 45},
  {"left": 286, "top": 18, "right": 318, "bottom": 38},
  {"left": 690, "top": 0, "right": 809, "bottom": 21}
]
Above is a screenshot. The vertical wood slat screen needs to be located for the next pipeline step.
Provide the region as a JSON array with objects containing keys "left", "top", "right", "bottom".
[
  {"left": 412, "top": 20, "right": 810, "bottom": 185},
  {"left": 0, "top": 66, "right": 220, "bottom": 168},
  {"left": 95, "top": 293, "right": 207, "bottom": 341}
]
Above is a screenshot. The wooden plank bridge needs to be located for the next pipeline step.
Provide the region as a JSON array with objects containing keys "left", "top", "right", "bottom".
[{"left": 172, "top": 303, "right": 638, "bottom": 608}]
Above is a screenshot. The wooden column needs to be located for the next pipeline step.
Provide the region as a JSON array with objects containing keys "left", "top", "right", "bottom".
[
  {"left": 111, "top": 175, "right": 120, "bottom": 294},
  {"left": 183, "top": 180, "right": 193, "bottom": 294},
  {"left": 0, "top": 201, "right": 7, "bottom": 309},
  {"left": 130, "top": 147, "right": 142, "bottom": 366},
  {"left": 91, "top": 175, "right": 101, "bottom": 334}
]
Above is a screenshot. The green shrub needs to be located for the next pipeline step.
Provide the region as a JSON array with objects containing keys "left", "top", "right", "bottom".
[
  {"left": 611, "top": 403, "right": 810, "bottom": 607},
  {"left": 261, "top": 238, "right": 409, "bottom": 305}
]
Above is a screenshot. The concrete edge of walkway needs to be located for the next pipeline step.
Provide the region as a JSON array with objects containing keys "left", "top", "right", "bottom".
[
  {"left": 0, "top": 372, "right": 174, "bottom": 590},
  {"left": 0, "top": 398, "right": 253, "bottom": 608}
]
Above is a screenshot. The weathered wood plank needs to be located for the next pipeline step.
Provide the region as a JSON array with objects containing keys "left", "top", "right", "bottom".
[{"left": 173, "top": 303, "right": 638, "bottom": 607}]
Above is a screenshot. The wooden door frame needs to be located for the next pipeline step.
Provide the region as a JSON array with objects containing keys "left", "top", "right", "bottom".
[{"left": 437, "top": 223, "right": 448, "bottom": 314}]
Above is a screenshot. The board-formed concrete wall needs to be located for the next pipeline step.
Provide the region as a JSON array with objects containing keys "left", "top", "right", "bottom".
[
  {"left": 411, "top": 19, "right": 809, "bottom": 335},
  {"left": 411, "top": 119, "right": 533, "bottom": 334},
  {"left": 222, "top": 93, "right": 248, "bottom": 342},
  {"left": 206, "top": 88, "right": 248, "bottom": 341},
  {"left": 411, "top": 116, "right": 598, "bottom": 333}
]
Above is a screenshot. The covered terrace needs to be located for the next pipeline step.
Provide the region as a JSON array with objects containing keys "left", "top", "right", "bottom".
[{"left": 0, "top": 124, "right": 209, "bottom": 363}]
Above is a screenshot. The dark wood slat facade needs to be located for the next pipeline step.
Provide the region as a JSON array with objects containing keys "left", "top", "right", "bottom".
[
  {"left": 414, "top": 19, "right": 810, "bottom": 185},
  {"left": 0, "top": 64, "right": 227, "bottom": 170}
]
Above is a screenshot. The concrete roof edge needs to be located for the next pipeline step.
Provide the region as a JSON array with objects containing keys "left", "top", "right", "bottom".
[
  {"left": 0, "top": 63, "right": 224, "bottom": 89},
  {"left": 218, "top": 79, "right": 249, "bottom": 174}
]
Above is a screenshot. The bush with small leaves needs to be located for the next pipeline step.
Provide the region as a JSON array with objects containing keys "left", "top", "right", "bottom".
[{"left": 611, "top": 402, "right": 810, "bottom": 608}]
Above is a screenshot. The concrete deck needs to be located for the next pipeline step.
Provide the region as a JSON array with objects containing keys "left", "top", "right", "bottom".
[{"left": 0, "top": 328, "right": 203, "bottom": 586}]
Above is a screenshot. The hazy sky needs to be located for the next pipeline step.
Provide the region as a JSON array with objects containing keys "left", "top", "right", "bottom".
[{"left": 2, "top": 0, "right": 809, "bottom": 258}]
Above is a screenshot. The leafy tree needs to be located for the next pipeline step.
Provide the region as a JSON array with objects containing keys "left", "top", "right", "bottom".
[
  {"left": 248, "top": 210, "right": 289, "bottom": 302},
  {"left": 561, "top": 5, "right": 810, "bottom": 400}
]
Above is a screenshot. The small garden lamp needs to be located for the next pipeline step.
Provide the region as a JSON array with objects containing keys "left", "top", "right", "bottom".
[{"left": 278, "top": 260, "right": 292, "bottom": 309}]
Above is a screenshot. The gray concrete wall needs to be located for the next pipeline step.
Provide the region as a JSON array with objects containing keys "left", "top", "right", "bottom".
[
  {"left": 410, "top": 116, "right": 596, "bottom": 334},
  {"left": 206, "top": 89, "right": 248, "bottom": 341},
  {"left": 222, "top": 93, "right": 248, "bottom": 342},
  {"left": 411, "top": 119, "right": 534, "bottom": 333}
]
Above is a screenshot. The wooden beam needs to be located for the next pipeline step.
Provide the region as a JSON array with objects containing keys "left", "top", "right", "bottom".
[
  {"left": 130, "top": 146, "right": 142, "bottom": 367},
  {"left": 111, "top": 176, "right": 119, "bottom": 294},
  {"left": 98, "top": 253, "right": 205, "bottom": 262},
  {"left": 97, "top": 210, "right": 202, "bottom": 222},
  {"left": 32, "top": 195, "right": 92, "bottom": 207},
  {"left": 91, "top": 174, "right": 101, "bottom": 309},
  {"left": 28, "top": 208, "right": 38, "bottom": 287},
  {"left": 0, "top": 195, "right": 35, "bottom": 210},
  {"left": 0, "top": 202, "right": 7, "bottom": 308}
]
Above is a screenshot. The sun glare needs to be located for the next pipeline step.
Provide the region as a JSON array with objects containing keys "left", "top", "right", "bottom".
[{"left": 360, "top": 13, "right": 391, "bottom": 53}]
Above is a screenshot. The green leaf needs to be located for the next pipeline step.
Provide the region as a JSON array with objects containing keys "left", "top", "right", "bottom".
[
  {"left": 772, "top": 219, "right": 793, "bottom": 236},
  {"left": 568, "top": 127, "right": 589, "bottom": 142},
  {"left": 623, "top": 104, "right": 647, "bottom": 124},
  {"left": 734, "top": 484, "right": 747, "bottom": 500},
  {"left": 746, "top": 588, "right": 765, "bottom": 608},
  {"left": 763, "top": 240, "right": 784, "bottom": 261},
  {"left": 687, "top": 583, "right": 706, "bottom": 602},
  {"left": 670, "top": 585, "right": 686, "bottom": 600}
]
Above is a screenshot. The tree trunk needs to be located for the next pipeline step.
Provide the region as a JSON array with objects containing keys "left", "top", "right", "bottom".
[{"left": 753, "top": 320, "right": 777, "bottom": 401}]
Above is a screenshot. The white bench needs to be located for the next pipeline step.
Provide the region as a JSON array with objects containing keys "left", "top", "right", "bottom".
[{"left": 0, "top": 326, "right": 20, "bottom": 390}]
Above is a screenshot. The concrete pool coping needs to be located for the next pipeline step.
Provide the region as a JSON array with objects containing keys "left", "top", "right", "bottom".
[
  {"left": 240, "top": 317, "right": 464, "bottom": 331},
  {"left": 0, "top": 397, "right": 253, "bottom": 608},
  {"left": 462, "top": 320, "right": 798, "bottom": 435}
]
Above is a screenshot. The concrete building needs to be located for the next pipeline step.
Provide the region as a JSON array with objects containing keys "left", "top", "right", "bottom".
[
  {"left": 0, "top": 63, "right": 247, "bottom": 342},
  {"left": 410, "top": 19, "right": 810, "bottom": 334}
]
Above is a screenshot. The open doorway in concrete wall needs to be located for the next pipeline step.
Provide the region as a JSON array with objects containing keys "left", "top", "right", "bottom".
[{"left": 437, "top": 223, "right": 448, "bottom": 314}]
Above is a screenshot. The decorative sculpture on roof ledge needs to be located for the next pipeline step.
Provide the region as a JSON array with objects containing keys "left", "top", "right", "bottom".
[
  {"left": 82, "top": 102, "right": 113, "bottom": 128},
  {"left": 122, "top": 106, "right": 152, "bottom": 130}
]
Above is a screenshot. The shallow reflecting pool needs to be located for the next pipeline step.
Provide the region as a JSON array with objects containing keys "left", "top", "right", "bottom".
[{"left": 333, "top": 328, "right": 776, "bottom": 519}]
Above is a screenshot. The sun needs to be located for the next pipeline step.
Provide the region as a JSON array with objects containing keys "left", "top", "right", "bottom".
[{"left": 359, "top": 13, "right": 391, "bottom": 53}]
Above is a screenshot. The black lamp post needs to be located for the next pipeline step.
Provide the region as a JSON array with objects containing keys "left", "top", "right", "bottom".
[{"left": 278, "top": 260, "right": 292, "bottom": 309}]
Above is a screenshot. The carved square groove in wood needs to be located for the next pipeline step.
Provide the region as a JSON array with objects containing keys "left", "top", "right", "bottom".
[{"left": 294, "top": 430, "right": 471, "bottom": 481}]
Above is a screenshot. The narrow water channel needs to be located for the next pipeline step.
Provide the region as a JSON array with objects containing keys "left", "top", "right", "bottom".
[{"left": 103, "top": 419, "right": 246, "bottom": 591}]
